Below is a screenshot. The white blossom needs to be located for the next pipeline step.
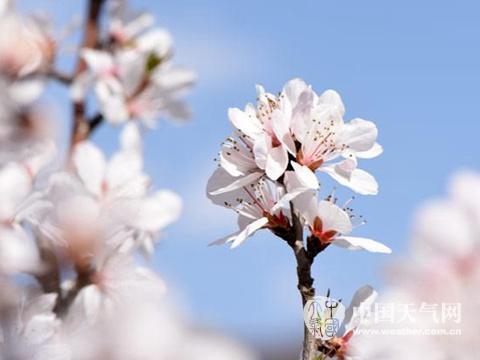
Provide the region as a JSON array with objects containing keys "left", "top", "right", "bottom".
[
  {"left": 299, "top": 195, "right": 391, "bottom": 254},
  {"left": 208, "top": 78, "right": 385, "bottom": 255}
]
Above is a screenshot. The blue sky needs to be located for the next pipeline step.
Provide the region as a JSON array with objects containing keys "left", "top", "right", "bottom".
[{"left": 21, "top": 0, "right": 480, "bottom": 349}]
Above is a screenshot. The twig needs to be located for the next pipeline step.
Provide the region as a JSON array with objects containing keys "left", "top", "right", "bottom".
[
  {"left": 287, "top": 203, "right": 317, "bottom": 360},
  {"left": 39, "top": 0, "right": 107, "bottom": 316},
  {"left": 70, "top": 0, "right": 106, "bottom": 151},
  {"left": 35, "top": 244, "right": 61, "bottom": 295},
  {"left": 46, "top": 68, "right": 73, "bottom": 84}
]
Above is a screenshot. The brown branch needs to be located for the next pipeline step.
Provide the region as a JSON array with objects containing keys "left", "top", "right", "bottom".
[
  {"left": 41, "top": 0, "right": 107, "bottom": 316},
  {"left": 55, "top": 263, "right": 94, "bottom": 314},
  {"left": 35, "top": 244, "right": 61, "bottom": 295},
  {"left": 286, "top": 203, "right": 317, "bottom": 360},
  {"left": 46, "top": 68, "right": 73, "bottom": 85},
  {"left": 70, "top": 0, "right": 106, "bottom": 151}
]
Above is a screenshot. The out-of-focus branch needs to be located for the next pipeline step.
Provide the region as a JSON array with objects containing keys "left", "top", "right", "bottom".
[
  {"left": 46, "top": 68, "right": 73, "bottom": 84},
  {"left": 70, "top": 0, "right": 106, "bottom": 150},
  {"left": 35, "top": 245, "right": 61, "bottom": 295},
  {"left": 55, "top": 263, "right": 94, "bottom": 314},
  {"left": 42, "top": 0, "right": 107, "bottom": 316}
]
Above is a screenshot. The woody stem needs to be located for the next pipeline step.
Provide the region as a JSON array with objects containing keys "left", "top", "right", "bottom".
[{"left": 288, "top": 202, "right": 317, "bottom": 360}]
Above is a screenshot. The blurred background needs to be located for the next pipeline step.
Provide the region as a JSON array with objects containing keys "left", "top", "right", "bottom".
[{"left": 19, "top": 0, "right": 480, "bottom": 357}]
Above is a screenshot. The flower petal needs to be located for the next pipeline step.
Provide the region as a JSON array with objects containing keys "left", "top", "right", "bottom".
[
  {"left": 230, "top": 217, "right": 269, "bottom": 248},
  {"left": 265, "top": 146, "right": 288, "bottom": 180},
  {"left": 291, "top": 161, "right": 319, "bottom": 190},
  {"left": 333, "top": 236, "right": 392, "bottom": 253},
  {"left": 317, "top": 200, "right": 352, "bottom": 234},
  {"left": 72, "top": 142, "right": 106, "bottom": 196},
  {"left": 271, "top": 109, "right": 296, "bottom": 155},
  {"left": 137, "top": 28, "right": 172, "bottom": 58},
  {"left": 219, "top": 139, "right": 256, "bottom": 177},
  {"left": 228, "top": 107, "right": 262, "bottom": 139},
  {"left": 340, "top": 118, "right": 378, "bottom": 152},
  {"left": 209, "top": 171, "right": 263, "bottom": 196},
  {"left": 356, "top": 142, "right": 383, "bottom": 159},
  {"left": 320, "top": 165, "right": 379, "bottom": 195}
]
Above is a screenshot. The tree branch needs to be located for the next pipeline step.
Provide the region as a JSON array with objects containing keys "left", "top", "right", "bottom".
[
  {"left": 287, "top": 203, "right": 317, "bottom": 360},
  {"left": 70, "top": 0, "right": 106, "bottom": 151},
  {"left": 35, "top": 244, "right": 61, "bottom": 295},
  {"left": 55, "top": 263, "right": 94, "bottom": 314},
  {"left": 46, "top": 68, "right": 73, "bottom": 85}
]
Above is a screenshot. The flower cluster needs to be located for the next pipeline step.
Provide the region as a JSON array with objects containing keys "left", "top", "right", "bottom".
[
  {"left": 71, "top": 0, "right": 196, "bottom": 127},
  {"left": 0, "top": 2, "right": 56, "bottom": 160},
  {"left": 208, "top": 78, "right": 390, "bottom": 253},
  {"left": 0, "top": 1, "right": 254, "bottom": 359},
  {"left": 349, "top": 171, "right": 480, "bottom": 359}
]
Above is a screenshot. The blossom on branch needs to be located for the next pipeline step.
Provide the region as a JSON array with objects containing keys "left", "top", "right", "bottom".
[{"left": 208, "top": 78, "right": 386, "bottom": 254}]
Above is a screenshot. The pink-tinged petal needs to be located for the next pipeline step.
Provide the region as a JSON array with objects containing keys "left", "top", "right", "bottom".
[
  {"left": 317, "top": 200, "right": 352, "bottom": 234},
  {"left": 291, "top": 161, "right": 319, "bottom": 190},
  {"left": 343, "top": 285, "right": 377, "bottom": 332},
  {"left": 265, "top": 146, "right": 288, "bottom": 180},
  {"left": 333, "top": 236, "right": 392, "bottom": 253},
  {"left": 320, "top": 165, "right": 379, "bottom": 195},
  {"left": 230, "top": 217, "right": 269, "bottom": 248},
  {"left": 340, "top": 118, "right": 378, "bottom": 152},
  {"left": 72, "top": 142, "right": 106, "bottom": 197},
  {"left": 228, "top": 107, "right": 262, "bottom": 139},
  {"left": 271, "top": 109, "right": 296, "bottom": 155},
  {"left": 208, "top": 170, "right": 263, "bottom": 196},
  {"left": 356, "top": 142, "right": 383, "bottom": 159}
]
